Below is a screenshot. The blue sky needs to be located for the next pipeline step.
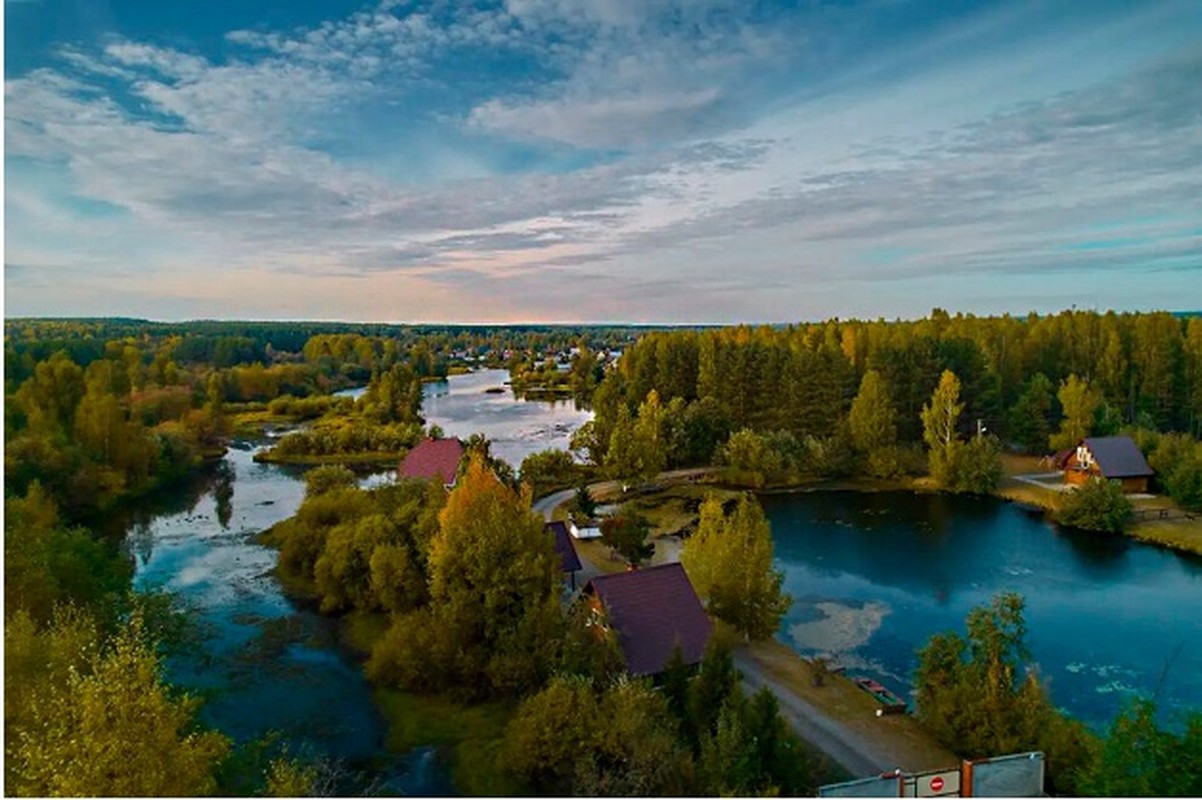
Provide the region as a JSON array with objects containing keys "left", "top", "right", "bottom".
[{"left": 5, "top": 0, "right": 1201, "bottom": 322}]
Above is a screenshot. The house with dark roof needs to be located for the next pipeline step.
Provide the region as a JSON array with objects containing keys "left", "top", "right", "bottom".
[
  {"left": 398, "top": 438, "right": 465, "bottom": 489},
  {"left": 545, "top": 521, "right": 583, "bottom": 589},
  {"left": 583, "top": 563, "right": 712, "bottom": 677},
  {"left": 1063, "top": 436, "right": 1154, "bottom": 493}
]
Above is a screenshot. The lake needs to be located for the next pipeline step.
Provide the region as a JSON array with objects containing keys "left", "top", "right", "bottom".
[
  {"left": 119, "top": 369, "right": 593, "bottom": 792},
  {"left": 761, "top": 489, "right": 1202, "bottom": 730}
]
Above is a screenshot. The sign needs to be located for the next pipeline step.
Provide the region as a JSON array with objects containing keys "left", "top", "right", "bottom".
[{"left": 907, "top": 768, "right": 960, "bottom": 797}]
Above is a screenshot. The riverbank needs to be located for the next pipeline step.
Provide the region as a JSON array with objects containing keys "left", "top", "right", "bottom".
[
  {"left": 252, "top": 450, "right": 404, "bottom": 466},
  {"left": 537, "top": 476, "right": 957, "bottom": 780}
]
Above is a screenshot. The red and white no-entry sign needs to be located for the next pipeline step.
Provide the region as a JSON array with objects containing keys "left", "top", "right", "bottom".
[{"left": 929, "top": 776, "right": 945, "bottom": 793}]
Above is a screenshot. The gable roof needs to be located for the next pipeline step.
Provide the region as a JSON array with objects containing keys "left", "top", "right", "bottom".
[
  {"left": 1081, "top": 436, "right": 1154, "bottom": 478},
  {"left": 585, "top": 563, "right": 712, "bottom": 676},
  {"left": 399, "top": 438, "right": 465, "bottom": 485},
  {"left": 545, "top": 521, "right": 582, "bottom": 573}
]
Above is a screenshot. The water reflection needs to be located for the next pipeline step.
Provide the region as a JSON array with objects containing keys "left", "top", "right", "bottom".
[{"left": 762, "top": 490, "right": 1202, "bottom": 729}]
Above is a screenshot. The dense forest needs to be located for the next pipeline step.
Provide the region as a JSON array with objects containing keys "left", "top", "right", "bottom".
[{"left": 577, "top": 310, "right": 1202, "bottom": 510}]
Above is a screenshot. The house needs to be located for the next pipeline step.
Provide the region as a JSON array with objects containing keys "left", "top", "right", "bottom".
[
  {"left": 398, "top": 437, "right": 465, "bottom": 489},
  {"left": 1062, "top": 436, "right": 1154, "bottom": 493},
  {"left": 545, "top": 521, "right": 583, "bottom": 590},
  {"left": 583, "top": 563, "right": 712, "bottom": 676}
]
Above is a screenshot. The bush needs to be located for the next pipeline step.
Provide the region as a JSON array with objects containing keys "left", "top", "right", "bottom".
[{"left": 1056, "top": 477, "right": 1133, "bottom": 533}]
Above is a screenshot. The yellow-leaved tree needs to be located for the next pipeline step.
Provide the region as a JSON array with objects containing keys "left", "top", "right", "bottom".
[{"left": 6, "top": 612, "right": 229, "bottom": 797}]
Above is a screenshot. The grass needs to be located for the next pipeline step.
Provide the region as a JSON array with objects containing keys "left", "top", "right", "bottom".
[
  {"left": 373, "top": 690, "right": 521, "bottom": 796},
  {"left": 741, "top": 639, "right": 958, "bottom": 774},
  {"left": 252, "top": 450, "right": 404, "bottom": 466}
]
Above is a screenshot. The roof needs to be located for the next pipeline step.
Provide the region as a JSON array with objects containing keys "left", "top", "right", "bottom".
[
  {"left": 545, "top": 521, "right": 582, "bottom": 573},
  {"left": 585, "top": 563, "right": 712, "bottom": 676},
  {"left": 398, "top": 438, "right": 465, "bottom": 485},
  {"left": 1081, "top": 436, "right": 1154, "bottom": 478}
]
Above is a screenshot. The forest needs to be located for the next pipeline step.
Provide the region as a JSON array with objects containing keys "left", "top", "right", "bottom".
[
  {"left": 5, "top": 310, "right": 1201, "bottom": 796},
  {"left": 576, "top": 310, "right": 1202, "bottom": 515}
]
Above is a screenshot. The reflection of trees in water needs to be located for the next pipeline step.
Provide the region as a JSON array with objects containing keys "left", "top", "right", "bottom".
[{"left": 214, "top": 462, "right": 235, "bottom": 530}]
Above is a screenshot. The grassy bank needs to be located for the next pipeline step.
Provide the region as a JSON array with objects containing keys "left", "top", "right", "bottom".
[
  {"left": 252, "top": 450, "right": 403, "bottom": 466},
  {"left": 742, "top": 640, "right": 958, "bottom": 774}
]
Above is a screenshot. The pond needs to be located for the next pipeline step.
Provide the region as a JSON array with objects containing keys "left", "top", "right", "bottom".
[
  {"left": 761, "top": 489, "right": 1202, "bottom": 730},
  {"left": 115, "top": 369, "right": 593, "bottom": 792}
]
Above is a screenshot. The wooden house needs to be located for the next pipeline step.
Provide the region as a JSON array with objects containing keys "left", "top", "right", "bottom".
[
  {"left": 583, "top": 563, "right": 712, "bottom": 676},
  {"left": 1062, "top": 436, "right": 1153, "bottom": 493}
]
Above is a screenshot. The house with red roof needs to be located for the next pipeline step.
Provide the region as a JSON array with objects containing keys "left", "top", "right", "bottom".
[
  {"left": 398, "top": 437, "right": 465, "bottom": 489},
  {"left": 583, "top": 563, "right": 712, "bottom": 676}
]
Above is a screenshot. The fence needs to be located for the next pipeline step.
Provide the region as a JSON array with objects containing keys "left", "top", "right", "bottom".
[{"left": 818, "top": 752, "right": 1044, "bottom": 798}]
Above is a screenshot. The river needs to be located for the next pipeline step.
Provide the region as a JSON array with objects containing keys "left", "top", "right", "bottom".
[
  {"left": 118, "top": 369, "right": 591, "bottom": 793},
  {"left": 761, "top": 489, "right": 1202, "bottom": 730}
]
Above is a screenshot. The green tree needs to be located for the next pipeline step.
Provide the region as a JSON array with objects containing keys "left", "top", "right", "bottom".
[
  {"left": 681, "top": 495, "right": 790, "bottom": 640},
  {"left": 1056, "top": 477, "right": 1134, "bottom": 533},
  {"left": 519, "top": 448, "right": 577, "bottom": 496},
  {"left": 304, "top": 464, "right": 357, "bottom": 498},
  {"left": 718, "top": 428, "right": 785, "bottom": 487},
  {"left": 600, "top": 511, "right": 654, "bottom": 567},
  {"left": 849, "top": 369, "right": 900, "bottom": 478},
  {"left": 1050, "top": 374, "right": 1099, "bottom": 451},
  {"left": 371, "top": 457, "right": 563, "bottom": 697},
  {"left": 921, "top": 370, "right": 965, "bottom": 487},
  {"left": 954, "top": 434, "right": 1003, "bottom": 494},
  {"left": 1078, "top": 699, "right": 1202, "bottom": 797},
  {"left": 1008, "top": 373, "right": 1055, "bottom": 453},
  {"left": 914, "top": 593, "right": 1093, "bottom": 793}
]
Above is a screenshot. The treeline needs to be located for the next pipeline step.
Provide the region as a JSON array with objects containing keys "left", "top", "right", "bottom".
[
  {"left": 576, "top": 310, "right": 1202, "bottom": 503},
  {"left": 5, "top": 318, "right": 652, "bottom": 388},
  {"left": 2, "top": 320, "right": 641, "bottom": 514},
  {"left": 915, "top": 592, "right": 1202, "bottom": 796},
  {"left": 268, "top": 459, "right": 817, "bottom": 795}
]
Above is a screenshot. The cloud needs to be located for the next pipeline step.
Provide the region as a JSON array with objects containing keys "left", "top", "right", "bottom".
[{"left": 5, "top": 1, "right": 1201, "bottom": 322}]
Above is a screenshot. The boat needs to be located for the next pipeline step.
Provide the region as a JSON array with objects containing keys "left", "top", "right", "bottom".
[{"left": 853, "top": 677, "right": 907, "bottom": 715}]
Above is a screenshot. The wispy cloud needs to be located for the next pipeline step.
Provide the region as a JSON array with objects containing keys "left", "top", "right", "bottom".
[{"left": 5, "top": 1, "right": 1201, "bottom": 321}]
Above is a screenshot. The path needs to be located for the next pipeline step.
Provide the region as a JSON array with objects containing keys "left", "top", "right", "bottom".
[
  {"left": 535, "top": 468, "right": 938, "bottom": 780},
  {"left": 734, "top": 651, "right": 889, "bottom": 777}
]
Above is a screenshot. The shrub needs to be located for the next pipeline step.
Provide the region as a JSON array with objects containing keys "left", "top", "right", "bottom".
[{"left": 1056, "top": 477, "right": 1133, "bottom": 533}]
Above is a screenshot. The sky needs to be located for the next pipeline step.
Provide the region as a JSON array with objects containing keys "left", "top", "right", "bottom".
[{"left": 4, "top": 0, "right": 1201, "bottom": 323}]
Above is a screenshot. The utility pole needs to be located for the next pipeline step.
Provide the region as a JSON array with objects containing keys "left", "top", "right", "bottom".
[{"left": 977, "top": 419, "right": 986, "bottom": 439}]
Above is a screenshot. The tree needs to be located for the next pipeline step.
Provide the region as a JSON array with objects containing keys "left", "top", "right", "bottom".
[
  {"left": 1056, "top": 477, "right": 1134, "bottom": 533},
  {"left": 717, "top": 428, "right": 785, "bottom": 487},
  {"left": 304, "top": 464, "right": 357, "bottom": 498},
  {"left": 372, "top": 456, "right": 563, "bottom": 697},
  {"left": 631, "top": 389, "right": 668, "bottom": 482},
  {"left": 6, "top": 612, "right": 230, "bottom": 796},
  {"left": 921, "top": 370, "right": 965, "bottom": 487},
  {"left": 1050, "top": 374, "right": 1099, "bottom": 451},
  {"left": 1008, "top": 373, "right": 1055, "bottom": 453},
  {"left": 600, "top": 511, "right": 654, "bottom": 567},
  {"left": 849, "top": 369, "right": 900, "bottom": 478},
  {"left": 955, "top": 434, "right": 1003, "bottom": 494},
  {"left": 519, "top": 448, "right": 577, "bottom": 496},
  {"left": 913, "top": 592, "right": 1094, "bottom": 793},
  {"left": 681, "top": 494, "right": 791, "bottom": 640},
  {"left": 1078, "top": 699, "right": 1202, "bottom": 797}
]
